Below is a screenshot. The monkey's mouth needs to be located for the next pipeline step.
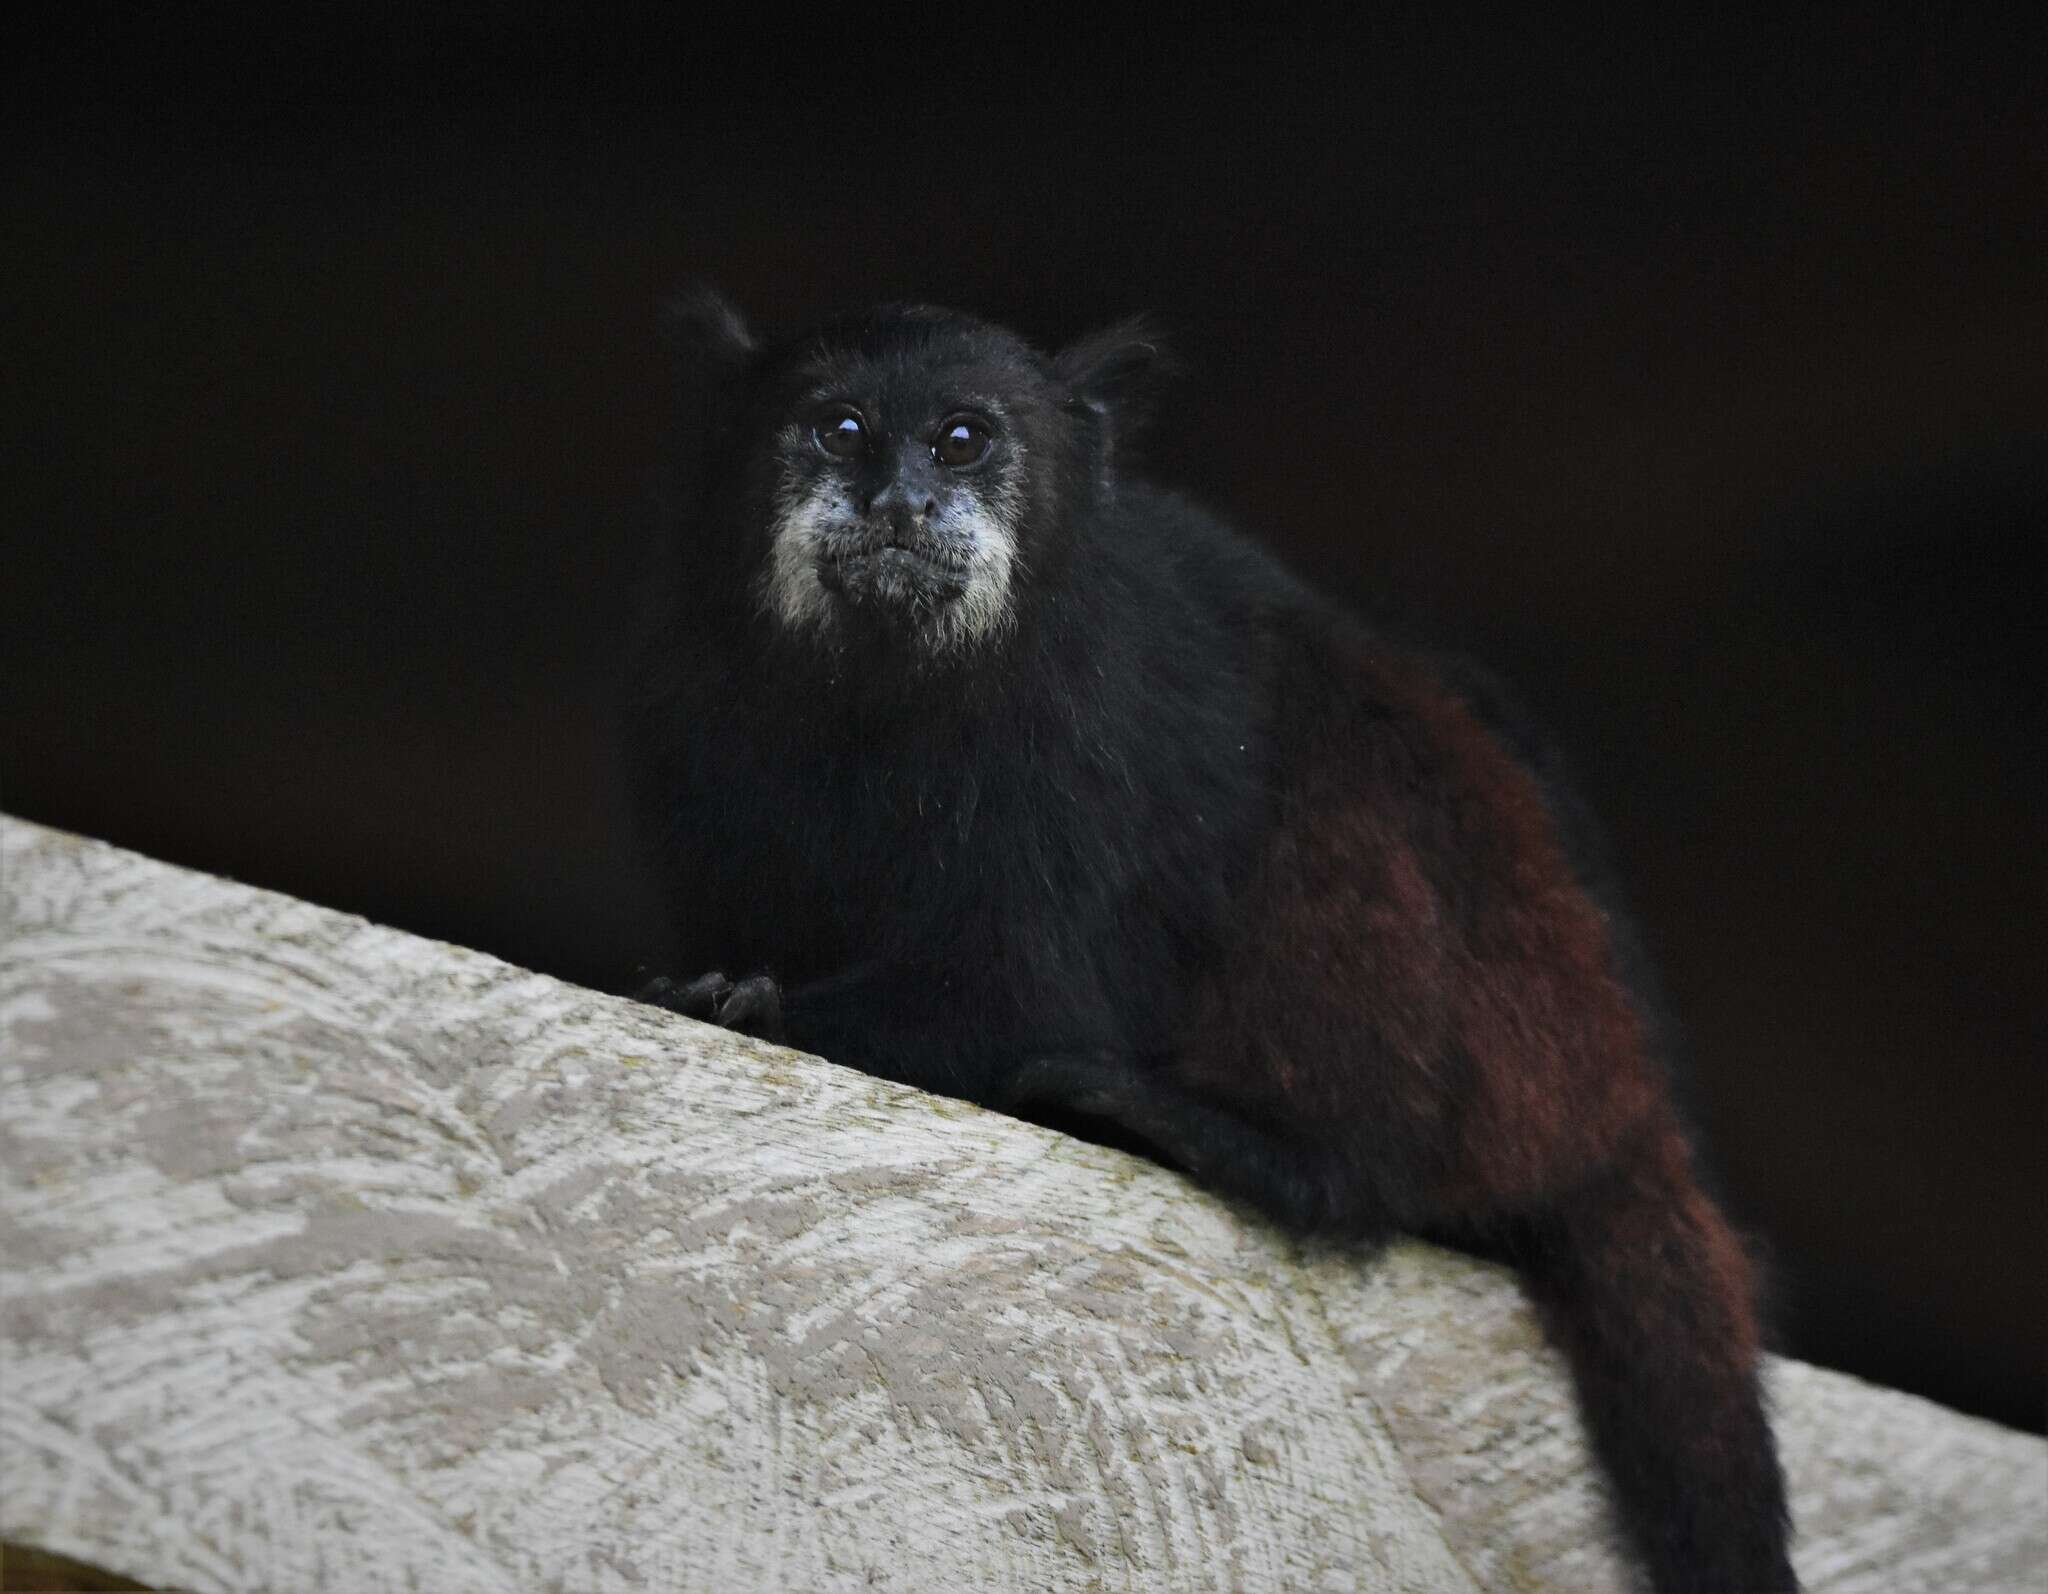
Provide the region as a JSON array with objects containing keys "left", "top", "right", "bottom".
[{"left": 816, "top": 541, "right": 970, "bottom": 607}]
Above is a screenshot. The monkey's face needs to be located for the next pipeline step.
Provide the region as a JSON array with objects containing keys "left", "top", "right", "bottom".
[{"left": 752, "top": 329, "right": 1052, "bottom": 656}]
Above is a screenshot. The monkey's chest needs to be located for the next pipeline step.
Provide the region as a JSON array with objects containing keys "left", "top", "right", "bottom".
[{"left": 687, "top": 729, "right": 1230, "bottom": 1009}]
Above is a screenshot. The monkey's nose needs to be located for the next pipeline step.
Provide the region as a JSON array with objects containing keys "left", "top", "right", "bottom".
[
  {"left": 858, "top": 484, "right": 938, "bottom": 526},
  {"left": 865, "top": 501, "right": 936, "bottom": 544}
]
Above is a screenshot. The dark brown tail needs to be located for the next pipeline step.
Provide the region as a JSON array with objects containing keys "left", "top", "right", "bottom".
[{"left": 1518, "top": 1122, "right": 1797, "bottom": 1594}]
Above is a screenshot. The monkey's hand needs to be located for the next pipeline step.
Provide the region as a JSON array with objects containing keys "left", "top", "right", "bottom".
[{"left": 637, "top": 971, "right": 787, "bottom": 1044}]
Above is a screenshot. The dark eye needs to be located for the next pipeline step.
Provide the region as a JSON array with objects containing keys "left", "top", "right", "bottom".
[
  {"left": 932, "top": 414, "right": 992, "bottom": 468},
  {"left": 813, "top": 407, "right": 867, "bottom": 460}
]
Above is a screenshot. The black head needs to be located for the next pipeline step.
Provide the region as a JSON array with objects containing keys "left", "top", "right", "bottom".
[{"left": 667, "top": 292, "right": 1161, "bottom": 657}]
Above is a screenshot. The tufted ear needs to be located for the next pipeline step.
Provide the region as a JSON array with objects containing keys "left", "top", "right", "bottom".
[
  {"left": 659, "top": 285, "right": 763, "bottom": 479},
  {"left": 1053, "top": 317, "right": 1169, "bottom": 435},
  {"left": 656, "top": 287, "right": 763, "bottom": 520},
  {"left": 660, "top": 284, "right": 758, "bottom": 387}
]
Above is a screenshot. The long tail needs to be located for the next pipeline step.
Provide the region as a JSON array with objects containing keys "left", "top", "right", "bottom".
[{"left": 1518, "top": 1120, "right": 1796, "bottom": 1594}]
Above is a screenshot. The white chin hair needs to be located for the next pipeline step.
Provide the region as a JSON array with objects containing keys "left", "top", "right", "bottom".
[{"left": 761, "top": 490, "right": 1019, "bottom": 654}]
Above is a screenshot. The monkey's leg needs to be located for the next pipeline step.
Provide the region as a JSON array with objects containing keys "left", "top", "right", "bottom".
[
  {"left": 1515, "top": 1121, "right": 1796, "bottom": 1594},
  {"left": 1002, "top": 1054, "right": 1374, "bottom": 1237}
]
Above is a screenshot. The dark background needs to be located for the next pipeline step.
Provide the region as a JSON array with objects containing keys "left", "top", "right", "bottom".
[{"left": 6, "top": 16, "right": 2042, "bottom": 1433}]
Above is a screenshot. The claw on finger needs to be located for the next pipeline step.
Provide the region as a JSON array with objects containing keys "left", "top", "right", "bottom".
[
  {"left": 717, "top": 974, "right": 786, "bottom": 1043},
  {"left": 637, "top": 970, "right": 734, "bottom": 1020}
]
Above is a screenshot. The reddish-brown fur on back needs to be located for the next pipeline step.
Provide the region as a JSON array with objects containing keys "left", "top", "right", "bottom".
[
  {"left": 1177, "top": 615, "right": 1662, "bottom": 1218},
  {"left": 1170, "top": 611, "right": 1792, "bottom": 1591}
]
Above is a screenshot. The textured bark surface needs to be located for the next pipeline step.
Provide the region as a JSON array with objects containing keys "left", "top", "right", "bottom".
[{"left": 2, "top": 813, "right": 2042, "bottom": 1593}]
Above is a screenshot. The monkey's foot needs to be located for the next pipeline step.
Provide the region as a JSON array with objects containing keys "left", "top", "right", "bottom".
[
  {"left": 999, "top": 1052, "right": 1142, "bottom": 1118},
  {"left": 637, "top": 971, "right": 787, "bottom": 1044},
  {"left": 1003, "top": 1053, "right": 1355, "bottom": 1235}
]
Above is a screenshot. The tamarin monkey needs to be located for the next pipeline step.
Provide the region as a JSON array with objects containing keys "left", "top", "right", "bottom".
[{"left": 626, "top": 291, "right": 1795, "bottom": 1594}]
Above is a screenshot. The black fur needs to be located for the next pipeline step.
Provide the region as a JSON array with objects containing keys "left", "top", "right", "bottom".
[
  {"left": 630, "top": 301, "right": 1287, "bottom": 1099},
  {"left": 624, "top": 294, "right": 1795, "bottom": 1593}
]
